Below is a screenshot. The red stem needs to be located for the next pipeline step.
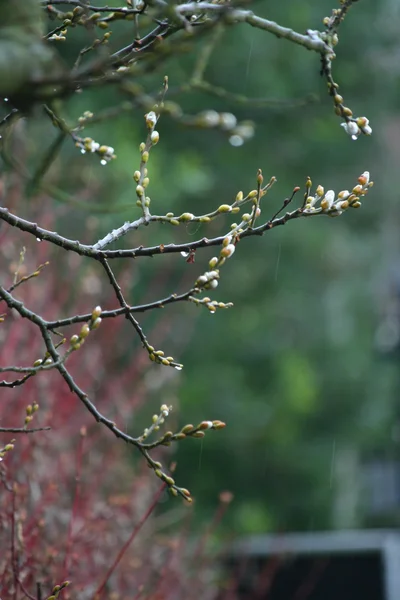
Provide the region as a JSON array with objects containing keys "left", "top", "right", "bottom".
[
  {"left": 63, "top": 430, "right": 85, "bottom": 577},
  {"left": 92, "top": 483, "right": 166, "bottom": 599}
]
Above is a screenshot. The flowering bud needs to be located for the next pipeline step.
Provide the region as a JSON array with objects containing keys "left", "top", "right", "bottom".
[
  {"left": 218, "top": 204, "right": 232, "bottom": 213},
  {"left": 136, "top": 185, "right": 144, "bottom": 196},
  {"left": 150, "top": 131, "right": 159, "bottom": 144},
  {"left": 358, "top": 172, "right": 370, "bottom": 186},
  {"left": 198, "top": 421, "right": 213, "bottom": 430},
  {"left": 133, "top": 170, "right": 141, "bottom": 182},
  {"left": 141, "top": 151, "right": 149, "bottom": 163},
  {"left": 145, "top": 111, "right": 157, "bottom": 128},
  {"left": 220, "top": 244, "right": 236, "bottom": 258},
  {"left": 341, "top": 120, "right": 360, "bottom": 138},
  {"left": 321, "top": 190, "right": 335, "bottom": 211}
]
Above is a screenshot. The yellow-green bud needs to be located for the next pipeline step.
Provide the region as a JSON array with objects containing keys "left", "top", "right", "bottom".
[
  {"left": 80, "top": 323, "right": 90, "bottom": 339},
  {"left": 92, "top": 306, "right": 102, "bottom": 319},
  {"left": 218, "top": 204, "right": 232, "bottom": 213},
  {"left": 180, "top": 212, "right": 194, "bottom": 222}
]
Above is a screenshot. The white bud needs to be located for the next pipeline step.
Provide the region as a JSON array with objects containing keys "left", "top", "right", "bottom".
[
  {"left": 360, "top": 171, "right": 370, "bottom": 185},
  {"left": 323, "top": 190, "right": 335, "bottom": 209},
  {"left": 197, "top": 275, "right": 207, "bottom": 286},
  {"left": 341, "top": 121, "right": 360, "bottom": 139},
  {"left": 145, "top": 111, "right": 157, "bottom": 127},
  {"left": 221, "top": 244, "right": 236, "bottom": 258},
  {"left": 151, "top": 131, "right": 159, "bottom": 144},
  {"left": 219, "top": 113, "right": 237, "bottom": 130},
  {"left": 207, "top": 271, "right": 218, "bottom": 280}
]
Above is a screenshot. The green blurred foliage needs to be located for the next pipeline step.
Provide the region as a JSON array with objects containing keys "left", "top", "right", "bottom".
[{"left": 4, "top": 0, "right": 400, "bottom": 533}]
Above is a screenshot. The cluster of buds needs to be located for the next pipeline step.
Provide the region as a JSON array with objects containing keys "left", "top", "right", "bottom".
[
  {"left": 134, "top": 111, "right": 161, "bottom": 212},
  {"left": 179, "top": 420, "right": 226, "bottom": 438},
  {"left": 160, "top": 419, "right": 226, "bottom": 445},
  {"left": 70, "top": 306, "right": 102, "bottom": 350},
  {"left": 304, "top": 172, "right": 372, "bottom": 216},
  {"left": 0, "top": 440, "right": 15, "bottom": 462},
  {"left": 48, "top": 32, "right": 67, "bottom": 42},
  {"left": 151, "top": 463, "right": 192, "bottom": 502},
  {"left": 144, "top": 111, "right": 160, "bottom": 147},
  {"left": 195, "top": 270, "right": 219, "bottom": 290},
  {"left": 341, "top": 116, "right": 372, "bottom": 140},
  {"left": 47, "top": 5, "right": 106, "bottom": 38},
  {"left": 76, "top": 138, "right": 116, "bottom": 165},
  {"left": 24, "top": 402, "right": 39, "bottom": 428},
  {"left": 190, "top": 295, "right": 233, "bottom": 314},
  {"left": 152, "top": 419, "right": 225, "bottom": 500},
  {"left": 194, "top": 111, "right": 254, "bottom": 146},
  {"left": 77, "top": 110, "right": 94, "bottom": 125},
  {"left": 147, "top": 347, "right": 183, "bottom": 370},
  {"left": 141, "top": 404, "right": 172, "bottom": 441},
  {"left": 45, "top": 581, "right": 70, "bottom": 600}
]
